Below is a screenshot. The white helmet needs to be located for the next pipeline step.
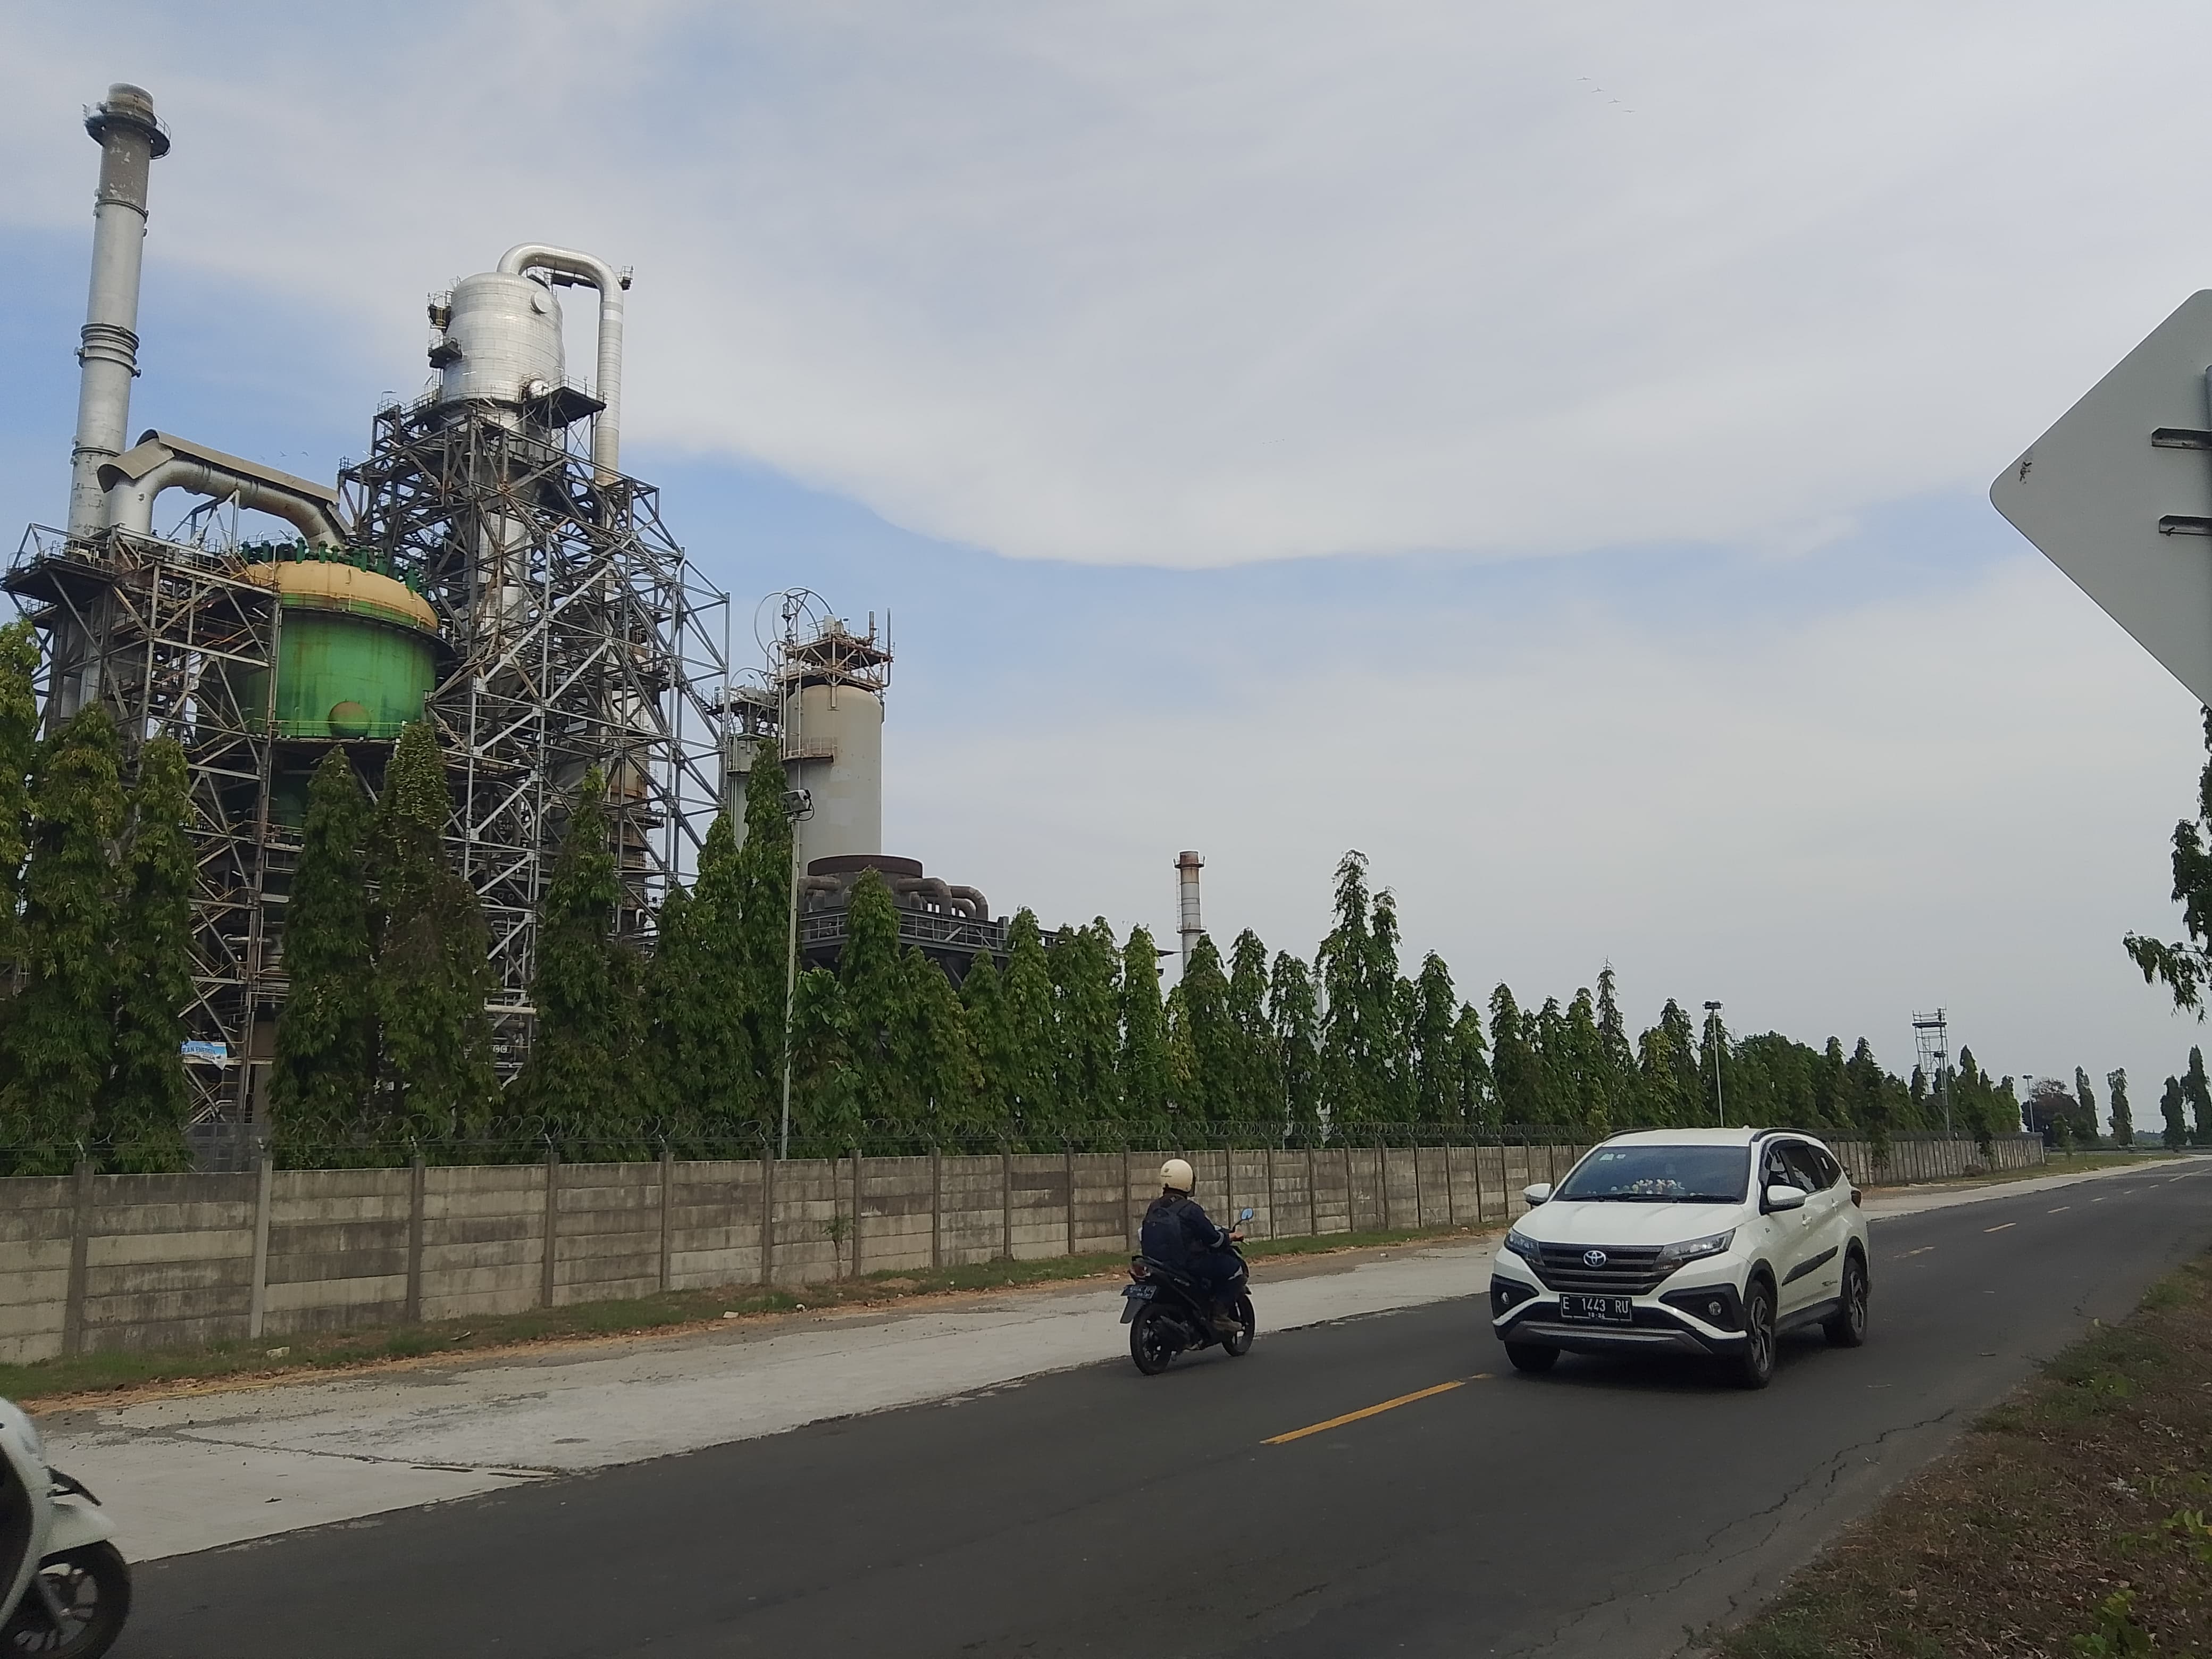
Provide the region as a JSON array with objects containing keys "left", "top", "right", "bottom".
[{"left": 1160, "top": 1158, "right": 1195, "bottom": 1193}]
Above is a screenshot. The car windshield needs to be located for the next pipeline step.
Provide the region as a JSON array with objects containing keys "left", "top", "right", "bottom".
[{"left": 1553, "top": 1144, "right": 1750, "bottom": 1204}]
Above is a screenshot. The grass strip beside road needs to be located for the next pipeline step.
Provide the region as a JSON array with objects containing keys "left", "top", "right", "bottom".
[
  {"left": 1706, "top": 1247, "right": 2212, "bottom": 1658},
  {"left": 0, "top": 1219, "right": 1499, "bottom": 1406}
]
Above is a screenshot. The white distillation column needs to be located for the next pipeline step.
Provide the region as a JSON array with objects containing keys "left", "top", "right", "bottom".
[{"left": 68, "top": 85, "right": 166, "bottom": 540}]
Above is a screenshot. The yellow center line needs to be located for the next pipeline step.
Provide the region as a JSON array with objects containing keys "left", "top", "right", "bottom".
[
  {"left": 1985, "top": 1221, "right": 2016, "bottom": 1233},
  {"left": 1264, "top": 1376, "right": 1489, "bottom": 1446}
]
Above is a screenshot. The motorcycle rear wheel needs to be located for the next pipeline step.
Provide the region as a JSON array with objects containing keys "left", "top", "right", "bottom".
[
  {"left": 1130, "top": 1305, "right": 1179, "bottom": 1375},
  {"left": 2, "top": 1542, "right": 132, "bottom": 1658},
  {"left": 1221, "top": 1295, "right": 1256, "bottom": 1357}
]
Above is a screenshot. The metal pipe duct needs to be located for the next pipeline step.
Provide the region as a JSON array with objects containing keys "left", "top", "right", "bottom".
[
  {"left": 101, "top": 431, "right": 345, "bottom": 549},
  {"left": 1176, "top": 850, "right": 1204, "bottom": 973},
  {"left": 68, "top": 84, "right": 168, "bottom": 539},
  {"left": 944, "top": 885, "right": 990, "bottom": 922},
  {"left": 496, "top": 244, "right": 626, "bottom": 480}
]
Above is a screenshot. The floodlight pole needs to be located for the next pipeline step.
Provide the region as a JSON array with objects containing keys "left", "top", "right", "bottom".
[{"left": 1703, "top": 1000, "right": 1725, "bottom": 1126}]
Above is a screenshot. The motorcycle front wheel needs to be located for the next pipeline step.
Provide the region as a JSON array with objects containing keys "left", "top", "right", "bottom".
[
  {"left": 3, "top": 1542, "right": 132, "bottom": 1658},
  {"left": 1130, "top": 1304, "right": 1179, "bottom": 1375},
  {"left": 1221, "top": 1295, "right": 1256, "bottom": 1358}
]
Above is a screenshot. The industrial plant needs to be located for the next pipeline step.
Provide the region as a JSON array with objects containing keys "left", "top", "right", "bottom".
[{"left": 4, "top": 85, "right": 1013, "bottom": 1141}]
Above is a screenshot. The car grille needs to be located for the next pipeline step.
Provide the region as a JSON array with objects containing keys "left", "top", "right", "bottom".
[{"left": 1531, "top": 1243, "right": 1675, "bottom": 1296}]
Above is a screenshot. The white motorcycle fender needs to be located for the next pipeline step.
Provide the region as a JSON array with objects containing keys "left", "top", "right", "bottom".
[{"left": 42, "top": 1495, "right": 115, "bottom": 1556}]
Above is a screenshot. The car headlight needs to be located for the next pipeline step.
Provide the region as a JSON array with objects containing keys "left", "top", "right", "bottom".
[
  {"left": 1503, "top": 1228, "right": 1544, "bottom": 1263},
  {"left": 1657, "top": 1228, "right": 1736, "bottom": 1264}
]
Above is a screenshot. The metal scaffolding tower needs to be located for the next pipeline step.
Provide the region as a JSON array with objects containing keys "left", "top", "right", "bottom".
[
  {"left": 1912, "top": 1008, "right": 1951, "bottom": 1135},
  {"left": 340, "top": 392, "right": 730, "bottom": 1075},
  {"left": 4, "top": 522, "right": 283, "bottom": 1126}
]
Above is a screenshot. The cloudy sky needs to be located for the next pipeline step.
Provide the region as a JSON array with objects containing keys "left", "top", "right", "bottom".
[{"left": 5, "top": 1, "right": 2211, "bottom": 1128}]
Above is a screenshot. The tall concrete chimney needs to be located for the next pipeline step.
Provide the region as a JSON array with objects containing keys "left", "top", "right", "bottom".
[
  {"left": 69, "top": 84, "right": 167, "bottom": 539},
  {"left": 1175, "top": 850, "right": 1204, "bottom": 974}
]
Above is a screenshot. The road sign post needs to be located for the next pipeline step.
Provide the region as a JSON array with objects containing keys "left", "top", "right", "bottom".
[{"left": 1992, "top": 290, "right": 2212, "bottom": 705}]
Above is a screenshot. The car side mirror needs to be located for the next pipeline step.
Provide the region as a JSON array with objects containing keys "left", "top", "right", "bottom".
[
  {"left": 1238, "top": 1208, "right": 1254, "bottom": 1223},
  {"left": 1764, "top": 1183, "right": 1808, "bottom": 1213},
  {"left": 1522, "top": 1183, "right": 1553, "bottom": 1206}
]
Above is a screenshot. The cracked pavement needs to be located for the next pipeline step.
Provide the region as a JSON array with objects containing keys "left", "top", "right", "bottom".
[{"left": 96, "top": 1157, "right": 2210, "bottom": 1657}]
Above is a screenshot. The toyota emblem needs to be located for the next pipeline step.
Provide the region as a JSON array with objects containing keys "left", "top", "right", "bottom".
[{"left": 1582, "top": 1249, "right": 1608, "bottom": 1268}]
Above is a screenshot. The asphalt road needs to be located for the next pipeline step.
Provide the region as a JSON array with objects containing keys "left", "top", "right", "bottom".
[{"left": 121, "top": 1168, "right": 2211, "bottom": 1659}]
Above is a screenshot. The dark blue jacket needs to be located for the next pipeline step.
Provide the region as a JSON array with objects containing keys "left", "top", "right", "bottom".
[{"left": 1140, "top": 1194, "right": 1226, "bottom": 1270}]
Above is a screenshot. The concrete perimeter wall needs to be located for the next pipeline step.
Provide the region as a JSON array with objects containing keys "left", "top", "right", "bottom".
[{"left": 0, "top": 1133, "right": 2044, "bottom": 1363}]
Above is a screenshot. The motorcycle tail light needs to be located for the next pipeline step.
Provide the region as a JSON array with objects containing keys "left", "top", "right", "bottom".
[{"left": 1129, "top": 1261, "right": 1150, "bottom": 1280}]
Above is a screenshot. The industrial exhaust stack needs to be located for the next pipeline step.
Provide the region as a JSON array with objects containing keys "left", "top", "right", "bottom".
[
  {"left": 1176, "top": 850, "right": 1204, "bottom": 973},
  {"left": 68, "top": 83, "right": 166, "bottom": 540}
]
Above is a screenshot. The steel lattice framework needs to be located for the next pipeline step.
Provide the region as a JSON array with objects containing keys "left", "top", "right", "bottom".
[
  {"left": 339, "top": 395, "right": 730, "bottom": 1072},
  {"left": 5, "top": 523, "right": 283, "bottom": 1125}
]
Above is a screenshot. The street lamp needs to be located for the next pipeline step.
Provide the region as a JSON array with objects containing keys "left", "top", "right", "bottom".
[{"left": 1703, "top": 1001, "right": 1725, "bottom": 1126}]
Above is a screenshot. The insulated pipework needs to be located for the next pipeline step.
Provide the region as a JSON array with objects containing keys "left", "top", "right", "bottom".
[
  {"left": 496, "top": 244, "right": 626, "bottom": 481},
  {"left": 1176, "top": 850, "right": 1204, "bottom": 974},
  {"left": 68, "top": 84, "right": 168, "bottom": 540}
]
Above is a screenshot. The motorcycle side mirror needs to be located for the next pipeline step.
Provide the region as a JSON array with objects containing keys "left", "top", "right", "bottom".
[{"left": 1238, "top": 1208, "right": 1255, "bottom": 1222}]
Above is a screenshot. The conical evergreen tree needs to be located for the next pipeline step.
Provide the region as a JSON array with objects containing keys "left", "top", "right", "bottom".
[
  {"left": 907, "top": 949, "right": 982, "bottom": 1142},
  {"left": 686, "top": 810, "right": 760, "bottom": 1136},
  {"left": 642, "top": 880, "right": 705, "bottom": 1147},
  {"left": 1318, "top": 851, "right": 1380, "bottom": 1127},
  {"left": 1053, "top": 919, "right": 1121, "bottom": 1128},
  {"left": 0, "top": 621, "right": 38, "bottom": 987},
  {"left": 1562, "top": 986, "right": 1606, "bottom": 1135},
  {"left": 963, "top": 952, "right": 1015, "bottom": 1142},
  {"left": 2188, "top": 1046, "right": 2212, "bottom": 1146},
  {"left": 520, "top": 770, "right": 640, "bottom": 1153},
  {"left": 1176, "top": 933, "right": 1235, "bottom": 1132},
  {"left": 788, "top": 965, "right": 855, "bottom": 1154},
  {"left": 1000, "top": 909, "right": 1059, "bottom": 1144},
  {"left": 1410, "top": 953, "right": 1459, "bottom": 1126},
  {"left": 1118, "top": 927, "right": 1171, "bottom": 1145},
  {"left": 1489, "top": 983, "right": 1539, "bottom": 1126},
  {"left": 3, "top": 706, "right": 124, "bottom": 1174},
  {"left": 1268, "top": 951, "right": 1320, "bottom": 1143},
  {"left": 271, "top": 749, "right": 376, "bottom": 1159},
  {"left": 2107, "top": 1068, "right": 2134, "bottom": 1148},
  {"left": 732, "top": 747, "right": 793, "bottom": 1132},
  {"left": 840, "top": 869, "right": 912, "bottom": 1139},
  {"left": 2163, "top": 1074, "right": 2190, "bottom": 1150},
  {"left": 1226, "top": 929, "right": 1276, "bottom": 1129},
  {"left": 1451, "top": 1001, "right": 1494, "bottom": 1129},
  {"left": 100, "top": 735, "right": 195, "bottom": 1171},
  {"left": 1595, "top": 967, "right": 1636, "bottom": 1129},
  {"left": 372, "top": 720, "right": 496, "bottom": 1155}
]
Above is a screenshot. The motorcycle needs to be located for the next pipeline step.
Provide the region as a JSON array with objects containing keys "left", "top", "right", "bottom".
[
  {"left": 1120, "top": 1206, "right": 1258, "bottom": 1375},
  {"left": 1, "top": 1396, "right": 130, "bottom": 1657}
]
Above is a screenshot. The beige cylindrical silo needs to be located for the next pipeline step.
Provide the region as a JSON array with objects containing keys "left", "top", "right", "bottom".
[{"left": 786, "top": 679, "right": 883, "bottom": 870}]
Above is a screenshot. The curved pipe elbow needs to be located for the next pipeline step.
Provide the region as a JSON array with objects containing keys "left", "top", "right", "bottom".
[
  {"left": 107, "top": 456, "right": 345, "bottom": 549},
  {"left": 945, "top": 884, "right": 990, "bottom": 921},
  {"left": 497, "top": 243, "right": 625, "bottom": 480}
]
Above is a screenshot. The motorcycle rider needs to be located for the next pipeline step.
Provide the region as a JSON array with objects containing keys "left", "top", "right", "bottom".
[{"left": 1139, "top": 1159, "right": 1246, "bottom": 1334}]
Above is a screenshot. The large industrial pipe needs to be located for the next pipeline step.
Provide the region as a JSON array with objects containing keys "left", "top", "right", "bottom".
[
  {"left": 1176, "top": 850, "right": 1204, "bottom": 973},
  {"left": 68, "top": 84, "right": 168, "bottom": 539},
  {"left": 101, "top": 432, "right": 345, "bottom": 548},
  {"left": 496, "top": 244, "right": 625, "bottom": 480}
]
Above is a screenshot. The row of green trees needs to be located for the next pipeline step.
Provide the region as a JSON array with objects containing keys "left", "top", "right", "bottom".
[
  {"left": 0, "top": 623, "right": 198, "bottom": 1173},
  {"left": 3, "top": 649, "right": 2033, "bottom": 1169}
]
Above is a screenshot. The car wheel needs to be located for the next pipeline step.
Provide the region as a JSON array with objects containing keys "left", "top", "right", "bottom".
[
  {"left": 1731, "top": 1278, "right": 1776, "bottom": 1389},
  {"left": 1823, "top": 1252, "right": 1869, "bottom": 1348},
  {"left": 1505, "top": 1342, "right": 1558, "bottom": 1374}
]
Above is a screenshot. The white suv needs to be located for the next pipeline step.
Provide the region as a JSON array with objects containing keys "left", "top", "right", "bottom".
[{"left": 1487, "top": 1128, "right": 1870, "bottom": 1389}]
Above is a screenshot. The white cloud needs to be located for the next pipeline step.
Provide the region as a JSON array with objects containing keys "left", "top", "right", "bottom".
[
  {"left": 884, "top": 544, "right": 2208, "bottom": 1103},
  {"left": 8, "top": 4, "right": 2212, "bottom": 566}
]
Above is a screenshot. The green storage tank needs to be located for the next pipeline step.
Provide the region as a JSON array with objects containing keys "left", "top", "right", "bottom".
[{"left": 236, "top": 557, "right": 440, "bottom": 740}]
